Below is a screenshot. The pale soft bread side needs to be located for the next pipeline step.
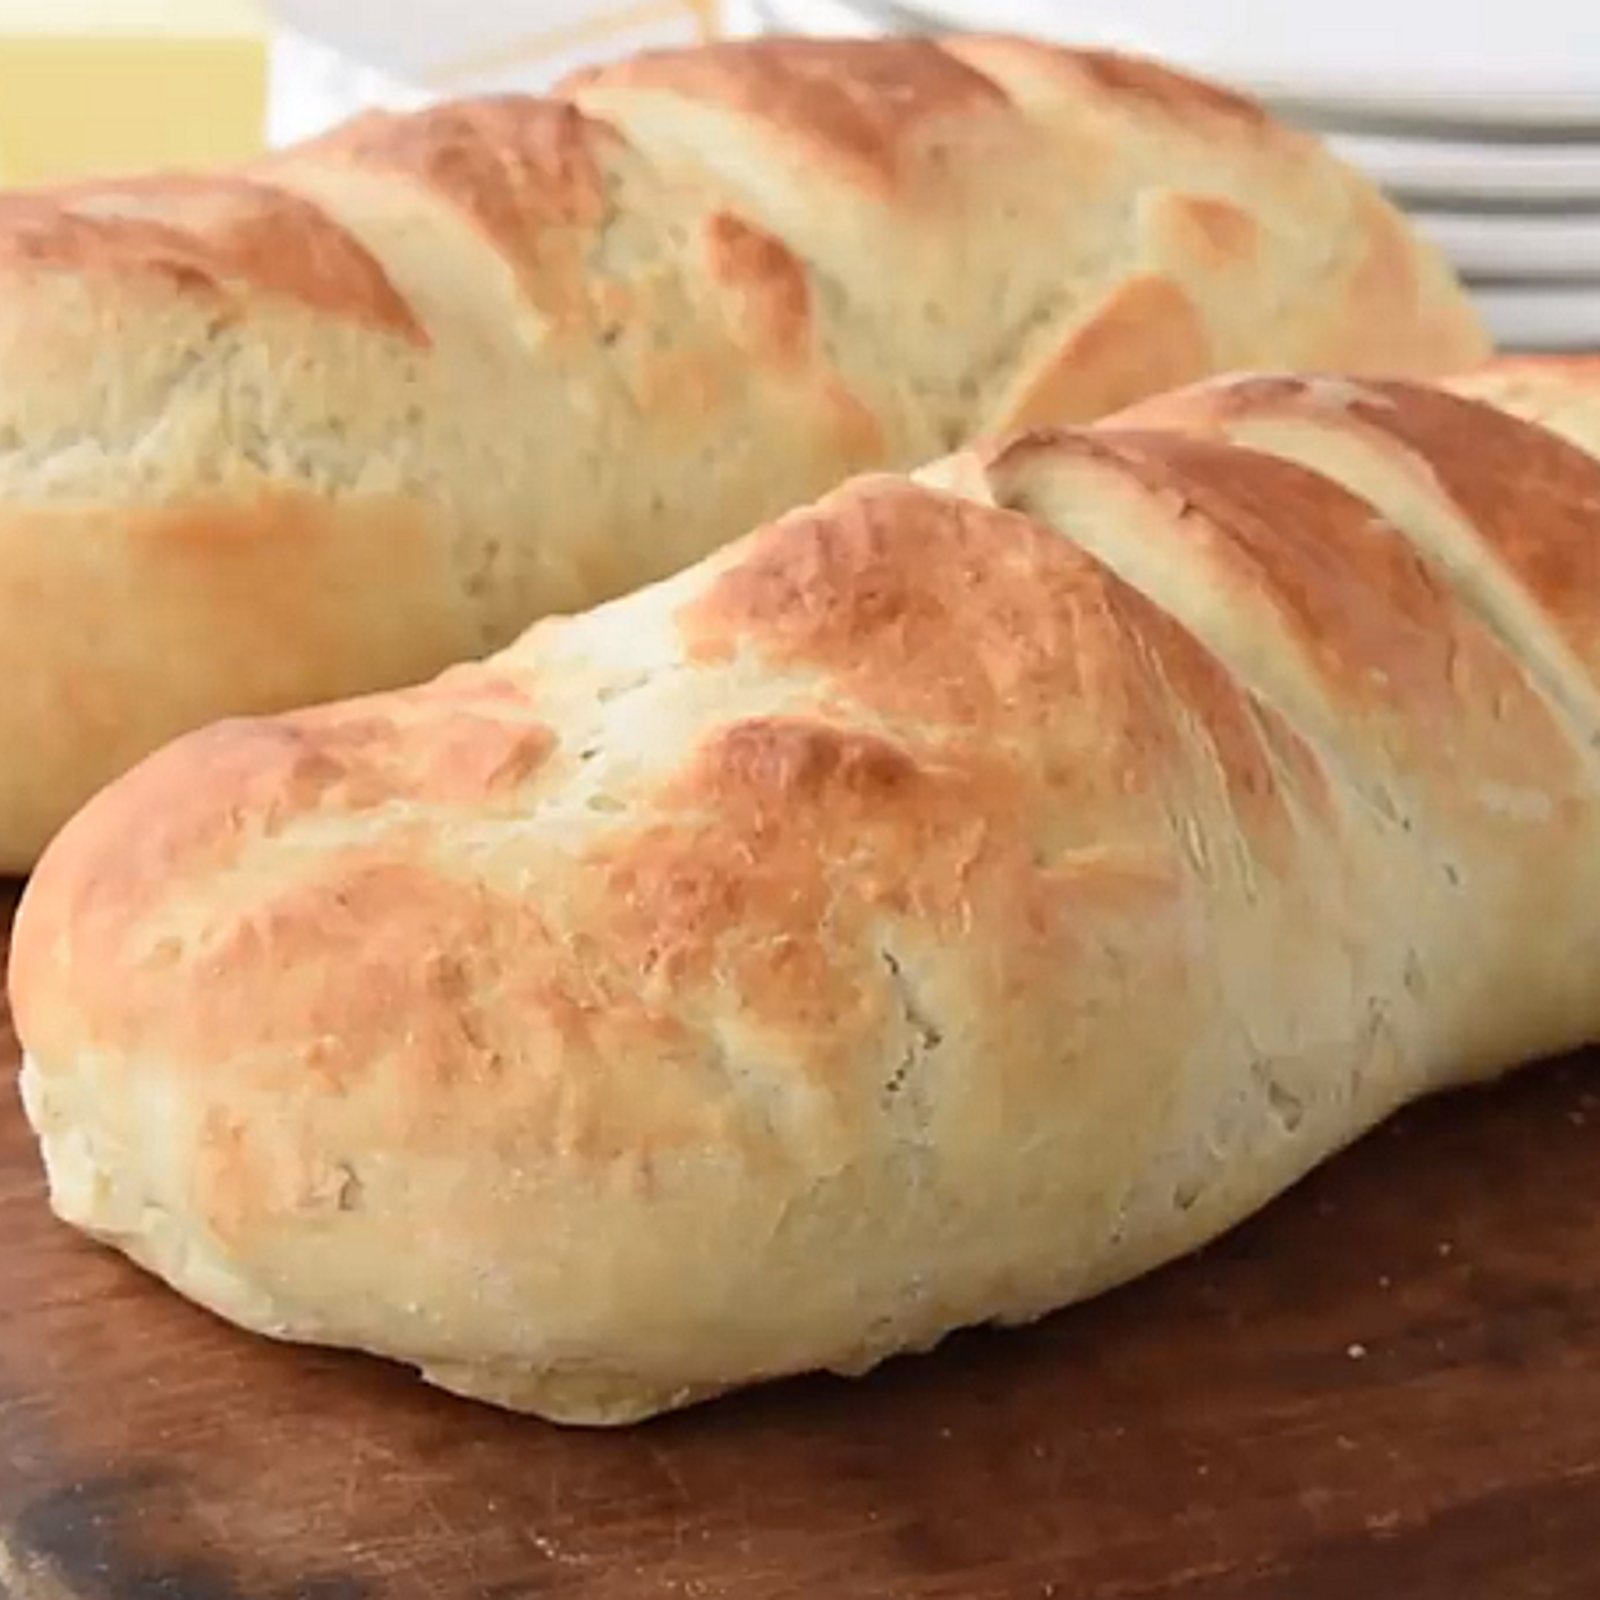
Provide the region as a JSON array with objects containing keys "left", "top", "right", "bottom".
[
  {"left": 0, "top": 37, "right": 1488, "bottom": 870},
  {"left": 12, "top": 366, "right": 1599, "bottom": 1426}
]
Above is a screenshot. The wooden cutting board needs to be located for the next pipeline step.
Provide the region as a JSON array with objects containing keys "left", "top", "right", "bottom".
[{"left": 6, "top": 879, "right": 1600, "bottom": 1599}]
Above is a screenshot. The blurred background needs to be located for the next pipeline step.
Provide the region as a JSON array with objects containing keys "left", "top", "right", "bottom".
[{"left": 10, "top": 1, "right": 1598, "bottom": 350}]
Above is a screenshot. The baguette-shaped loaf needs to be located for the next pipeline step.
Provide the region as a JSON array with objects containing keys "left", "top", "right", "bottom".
[
  {"left": 0, "top": 36, "right": 1487, "bottom": 871},
  {"left": 12, "top": 363, "right": 1600, "bottom": 1426}
]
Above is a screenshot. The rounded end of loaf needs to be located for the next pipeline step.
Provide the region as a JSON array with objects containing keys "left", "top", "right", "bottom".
[{"left": 11, "top": 607, "right": 980, "bottom": 1425}]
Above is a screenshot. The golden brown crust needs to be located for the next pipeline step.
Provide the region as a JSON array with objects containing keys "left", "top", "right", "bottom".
[
  {"left": 292, "top": 97, "right": 616, "bottom": 316},
  {"left": 984, "top": 420, "right": 1591, "bottom": 872},
  {"left": 1108, "top": 374, "right": 1600, "bottom": 700},
  {"left": 702, "top": 210, "right": 813, "bottom": 367},
  {"left": 20, "top": 368, "right": 1600, "bottom": 1424},
  {"left": 0, "top": 179, "right": 424, "bottom": 340},
  {"left": 995, "top": 424, "right": 1479, "bottom": 710},
  {"left": 561, "top": 38, "right": 1010, "bottom": 192},
  {"left": 984, "top": 273, "right": 1215, "bottom": 432},
  {"left": 683, "top": 477, "right": 1246, "bottom": 781},
  {"left": 1148, "top": 192, "right": 1264, "bottom": 266}
]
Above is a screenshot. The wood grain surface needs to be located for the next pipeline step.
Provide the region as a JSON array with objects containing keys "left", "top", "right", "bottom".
[{"left": 5, "top": 878, "right": 1600, "bottom": 1599}]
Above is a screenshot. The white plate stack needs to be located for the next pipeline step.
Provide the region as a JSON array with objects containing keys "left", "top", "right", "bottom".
[{"left": 737, "top": 0, "right": 1600, "bottom": 353}]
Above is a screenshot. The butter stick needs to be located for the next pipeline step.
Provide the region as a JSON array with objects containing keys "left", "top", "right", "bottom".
[{"left": 0, "top": 0, "right": 268, "bottom": 184}]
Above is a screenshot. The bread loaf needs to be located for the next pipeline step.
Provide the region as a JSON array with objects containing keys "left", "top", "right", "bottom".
[
  {"left": 12, "top": 360, "right": 1597, "bottom": 1426},
  {"left": 0, "top": 36, "right": 1488, "bottom": 871}
]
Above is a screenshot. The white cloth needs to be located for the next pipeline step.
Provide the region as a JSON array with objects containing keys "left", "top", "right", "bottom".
[{"left": 262, "top": 0, "right": 712, "bottom": 106}]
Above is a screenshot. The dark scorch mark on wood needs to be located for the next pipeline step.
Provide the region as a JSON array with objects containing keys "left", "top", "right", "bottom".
[{"left": 11, "top": 1474, "right": 370, "bottom": 1600}]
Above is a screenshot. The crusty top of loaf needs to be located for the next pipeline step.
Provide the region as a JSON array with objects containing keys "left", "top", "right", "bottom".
[
  {"left": 563, "top": 37, "right": 1018, "bottom": 191},
  {"left": 0, "top": 178, "right": 425, "bottom": 338},
  {"left": 1107, "top": 372, "right": 1600, "bottom": 740},
  {"left": 0, "top": 36, "right": 1486, "bottom": 512}
]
